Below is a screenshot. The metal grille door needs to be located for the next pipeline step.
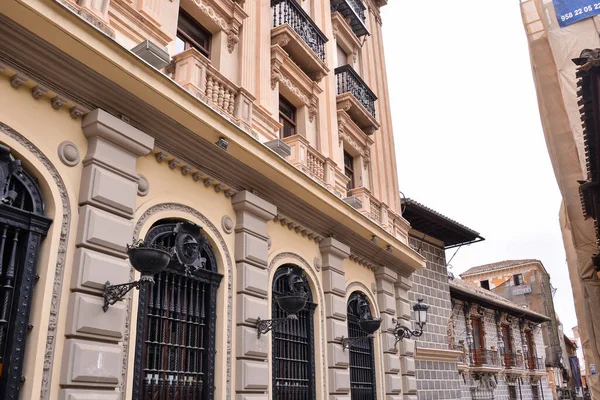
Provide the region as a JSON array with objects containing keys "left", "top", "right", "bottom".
[
  {"left": 272, "top": 266, "right": 316, "bottom": 400},
  {"left": 347, "top": 292, "right": 376, "bottom": 400}
]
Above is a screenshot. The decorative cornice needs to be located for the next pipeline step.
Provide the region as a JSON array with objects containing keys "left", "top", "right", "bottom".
[
  {"left": 154, "top": 150, "right": 237, "bottom": 198},
  {"left": 191, "top": 0, "right": 248, "bottom": 53},
  {"left": 349, "top": 253, "right": 380, "bottom": 271},
  {"left": 1, "top": 63, "right": 90, "bottom": 119},
  {"left": 415, "top": 347, "right": 463, "bottom": 362},
  {"left": 273, "top": 213, "right": 323, "bottom": 243}
]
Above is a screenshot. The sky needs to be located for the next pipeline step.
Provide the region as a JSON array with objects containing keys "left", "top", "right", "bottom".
[{"left": 381, "top": 1, "right": 578, "bottom": 332}]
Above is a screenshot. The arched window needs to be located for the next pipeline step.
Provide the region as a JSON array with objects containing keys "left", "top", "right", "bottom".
[
  {"left": 347, "top": 291, "right": 377, "bottom": 399},
  {"left": 272, "top": 265, "right": 316, "bottom": 399},
  {"left": 0, "top": 145, "right": 51, "bottom": 399},
  {"left": 133, "top": 220, "right": 222, "bottom": 400}
]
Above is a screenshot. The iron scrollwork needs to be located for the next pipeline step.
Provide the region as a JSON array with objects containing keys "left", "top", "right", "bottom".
[
  {"left": 341, "top": 292, "right": 381, "bottom": 350},
  {"left": 257, "top": 266, "right": 309, "bottom": 338}
]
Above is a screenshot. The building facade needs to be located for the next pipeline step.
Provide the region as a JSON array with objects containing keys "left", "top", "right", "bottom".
[
  {"left": 520, "top": 1, "right": 600, "bottom": 396},
  {"left": 400, "top": 199, "right": 484, "bottom": 400},
  {"left": 0, "top": 0, "right": 430, "bottom": 399},
  {"left": 449, "top": 278, "right": 552, "bottom": 400}
]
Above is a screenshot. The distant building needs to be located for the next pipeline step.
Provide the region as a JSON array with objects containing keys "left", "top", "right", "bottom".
[
  {"left": 460, "top": 260, "right": 566, "bottom": 398},
  {"left": 448, "top": 277, "right": 552, "bottom": 400}
]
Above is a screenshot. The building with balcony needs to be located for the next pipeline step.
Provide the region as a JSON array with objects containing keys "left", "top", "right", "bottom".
[
  {"left": 520, "top": 1, "right": 600, "bottom": 397},
  {"left": 0, "top": 0, "right": 430, "bottom": 399},
  {"left": 448, "top": 277, "right": 552, "bottom": 400}
]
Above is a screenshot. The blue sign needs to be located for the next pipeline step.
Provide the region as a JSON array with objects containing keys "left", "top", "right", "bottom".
[{"left": 553, "top": 0, "right": 600, "bottom": 27}]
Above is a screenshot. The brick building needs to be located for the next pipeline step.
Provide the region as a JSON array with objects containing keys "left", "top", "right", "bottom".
[{"left": 401, "top": 199, "right": 484, "bottom": 400}]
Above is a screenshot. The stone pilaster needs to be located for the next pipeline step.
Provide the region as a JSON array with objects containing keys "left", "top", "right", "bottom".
[
  {"left": 231, "top": 191, "right": 277, "bottom": 399},
  {"left": 393, "top": 274, "right": 417, "bottom": 400},
  {"left": 319, "top": 237, "right": 351, "bottom": 400},
  {"left": 60, "top": 109, "right": 153, "bottom": 399}
]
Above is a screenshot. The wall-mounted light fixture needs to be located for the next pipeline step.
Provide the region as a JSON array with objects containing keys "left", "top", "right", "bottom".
[
  {"left": 392, "top": 299, "right": 429, "bottom": 348},
  {"left": 103, "top": 241, "right": 171, "bottom": 312},
  {"left": 341, "top": 317, "right": 382, "bottom": 350},
  {"left": 256, "top": 267, "right": 309, "bottom": 338},
  {"left": 215, "top": 137, "right": 228, "bottom": 151}
]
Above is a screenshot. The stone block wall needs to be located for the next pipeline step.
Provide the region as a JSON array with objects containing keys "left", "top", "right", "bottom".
[{"left": 407, "top": 235, "right": 463, "bottom": 400}]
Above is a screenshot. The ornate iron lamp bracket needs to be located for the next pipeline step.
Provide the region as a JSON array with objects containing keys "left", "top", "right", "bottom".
[
  {"left": 103, "top": 280, "right": 145, "bottom": 312},
  {"left": 256, "top": 315, "right": 298, "bottom": 339},
  {"left": 392, "top": 318, "right": 424, "bottom": 349},
  {"left": 341, "top": 334, "right": 374, "bottom": 350}
]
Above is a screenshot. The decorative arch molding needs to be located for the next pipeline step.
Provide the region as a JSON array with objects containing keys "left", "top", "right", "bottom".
[
  {"left": 123, "top": 202, "right": 234, "bottom": 399},
  {"left": 267, "top": 252, "right": 327, "bottom": 398},
  {"left": 0, "top": 121, "right": 72, "bottom": 400}
]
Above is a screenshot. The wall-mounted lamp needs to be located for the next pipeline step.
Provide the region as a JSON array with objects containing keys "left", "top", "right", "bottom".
[
  {"left": 466, "top": 332, "right": 474, "bottom": 348},
  {"left": 216, "top": 137, "right": 228, "bottom": 151},
  {"left": 497, "top": 337, "right": 505, "bottom": 354},
  {"left": 392, "top": 299, "right": 429, "bottom": 348},
  {"left": 256, "top": 267, "right": 309, "bottom": 338},
  {"left": 103, "top": 241, "right": 171, "bottom": 312},
  {"left": 341, "top": 317, "right": 382, "bottom": 350}
]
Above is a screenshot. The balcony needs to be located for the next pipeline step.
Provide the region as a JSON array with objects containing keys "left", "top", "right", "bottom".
[
  {"left": 282, "top": 135, "right": 327, "bottom": 186},
  {"left": 271, "top": 0, "right": 329, "bottom": 81},
  {"left": 526, "top": 355, "right": 545, "bottom": 371},
  {"left": 503, "top": 353, "right": 525, "bottom": 370},
  {"left": 470, "top": 350, "right": 502, "bottom": 370},
  {"left": 335, "top": 65, "right": 379, "bottom": 133},
  {"left": 167, "top": 48, "right": 240, "bottom": 120},
  {"left": 331, "top": 0, "right": 369, "bottom": 37}
]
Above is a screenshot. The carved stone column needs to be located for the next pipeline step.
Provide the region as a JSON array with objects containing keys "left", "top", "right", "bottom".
[
  {"left": 231, "top": 191, "right": 277, "bottom": 399},
  {"left": 319, "top": 237, "right": 351, "bottom": 398},
  {"left": 60, "top": 109, "right": 154, "bottom": 399}
]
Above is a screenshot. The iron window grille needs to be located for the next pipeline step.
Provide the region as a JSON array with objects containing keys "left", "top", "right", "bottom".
[
  {"left": 0, "top": 145, "right": 51, "bottom": 400},
  {"left": 133, "top": 220, "right": 222, "bottom": 400},
  {"left": 272, "top": 265, "right": 316, "bottom": 400},
  {"left": 532, "top": 384, "right": 540, "bottom": 400},
  {"left": 347, "top": 292, "right": 377, "bottom": 400}
]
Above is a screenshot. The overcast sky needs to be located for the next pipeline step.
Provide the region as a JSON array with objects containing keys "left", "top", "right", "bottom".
[{"left": 382, "top": 1, "right": 578, "bottom": 332}]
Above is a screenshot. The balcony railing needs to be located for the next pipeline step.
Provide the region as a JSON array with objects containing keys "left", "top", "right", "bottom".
[
  {"left": 526, "top": 355, "right": 545, "bottom": 370},
  {"left": 272, "top": 0, "right": 327, "bottom": 62},
  {"left": 168, "top": 49, "right": 238, "bottom": 118},
  {"left": 335, "top": 65, "right": 377, "bottom": 120},
  {"left": 503, "top": 353, "right": 524, "bottom": 369},
  {"left": 282, "top": 135, "right": 326, "bottom": 185},
  {"left": 471, "top": 350, "right": 501, "bottom": 367},
  {"left": 331, "top": 0, "right": 369, "bottom": 37}
]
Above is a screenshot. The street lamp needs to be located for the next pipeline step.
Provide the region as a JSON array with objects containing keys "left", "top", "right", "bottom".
[
  {"left": 392, "top": 299, "right": 429, "bottom": 348},
  {"left": 497, "top": 337, "right": 505, "bottom": 353},
  {"left": 103, "top": 241, "right": 171, "bottom": 312}
]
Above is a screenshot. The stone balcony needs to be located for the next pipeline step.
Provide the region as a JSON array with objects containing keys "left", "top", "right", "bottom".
[
  {"left": 167, "top": 48, "right": 253, "bottom": 128},
  {"left": 335, "top": 64, "right": 379, "bottom": 133},
  {"left": 271, "top": 0, "right": 329, "bottom": 82}
]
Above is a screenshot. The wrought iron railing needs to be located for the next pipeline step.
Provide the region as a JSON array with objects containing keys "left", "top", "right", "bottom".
[
  {"left": 526, "top": 355, "right": 545, "bottom": 370},
  {"left": 271, "top": 0, "right": 327, "bottom": 62},
  {"left": 471, "top": 349, "right": 501, "bottom": 367},
  {"left": 335, "top": 64, "right": 377, "bottom": 120},
  {"left": 330, "top": 0, "right": 368, "bottom": 37},
  {"left": 503, "top": 352, "right": 524, "bottom": 369}
]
